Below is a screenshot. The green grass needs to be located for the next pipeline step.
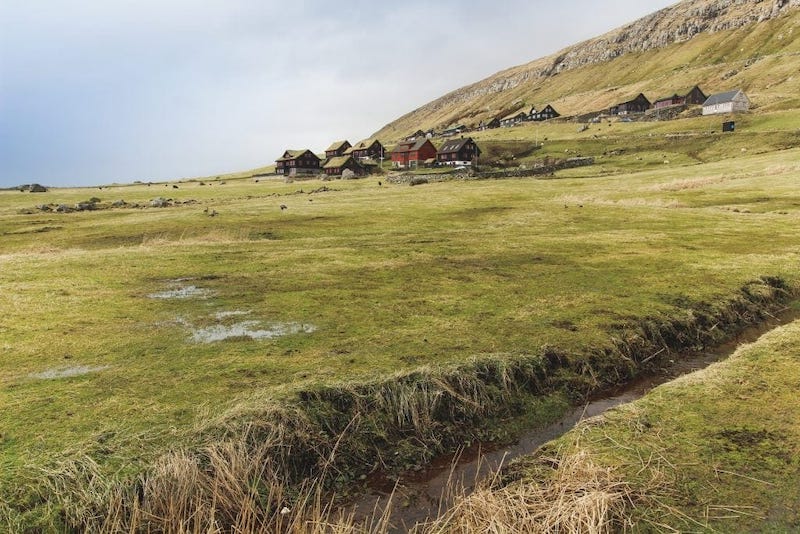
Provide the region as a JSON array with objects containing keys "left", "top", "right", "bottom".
[{"left": 2, "top": 110, "right": 800, "bottom": 529}]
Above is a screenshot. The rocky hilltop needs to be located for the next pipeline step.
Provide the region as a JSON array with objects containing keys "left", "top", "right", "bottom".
[{"left": 374, "top": 0, "right": 800, "bottom": 140}]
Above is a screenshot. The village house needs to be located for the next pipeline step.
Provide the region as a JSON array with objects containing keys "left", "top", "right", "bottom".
[
  {"left": 275, "top": 149, "right": 321, "bottom": 176},
  {"left": 609, "top": 93, "right": 651, "bottom": 115},
  {"left": 346, "top": 139, "right": 385, "bottom": 160},
  {"left": 322, "top": 155, "right": 366, "bottom": 178},
  {"left": 653, "top": 85, "right": 707, "bottom": 109},
  {"left": 479, "top": 117, "right": 501, "bottom": 130},
  {"left": 391, "top": 138, "right": 437, "bottom": 169},
  {"left": 441, "top": 124, "right": 467, "bottom": 137},
  {"left": 702, "top": 89, "right": 751, "bottom": 115},
  {"left": 436, "top": 137, "right": 482, "bottom": 166},
  {"left": 530, "top": 104, "right": 560, "bottom": 121},
  {"left": 325, "top": 140, "right": 351, "bottom": 159},
  {"left": 500, "top": 110, "right": 528, "bottom": 127}
]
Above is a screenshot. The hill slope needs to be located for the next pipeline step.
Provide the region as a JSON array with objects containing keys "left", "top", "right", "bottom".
[{"left": 374, "top": 0, "right": 800, "bottom": 141}]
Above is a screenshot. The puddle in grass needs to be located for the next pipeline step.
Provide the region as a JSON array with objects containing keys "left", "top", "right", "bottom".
[
  {"left": 30, "top": 365, "right": 111, "bottom": 380},
  {"left": 190, "top": 321, "right": 316, "bottom": 344},
  {"left": 347, "top": 307, "right": 800, "bottom": 532},
  {"left": 148, "top": 285, "right": 212, "bottom": 300}
]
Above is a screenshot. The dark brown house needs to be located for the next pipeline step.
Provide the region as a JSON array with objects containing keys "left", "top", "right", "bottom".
[
  {"left": 436, "top": 137, "right": 481, "bottom": 166},
  {"left": 653, "top": 86, "right": 707, "bottom": 109},
  {"left": 322, "top": 156, "right": 366, "bottom": 177},
  {"left": 346, "top": 139, "right": 385, "bottom": 160},
  {"left": 480, "top": 117, "right": 501, "bottom": 130},
  {"left": 609, "top": 93, "right": 651, "bottom": 115},
  {"left": 325, "top": 140, "right": 351, "bottom": 159},
  {"left": 275, "top": 150, "right": 321, "bottom": 176},
  {"left": 530, "top": 104, "right": 560, "bottom": 121},
  {"left": 391, "top": 138, "right": 437, "bottom": 169}
]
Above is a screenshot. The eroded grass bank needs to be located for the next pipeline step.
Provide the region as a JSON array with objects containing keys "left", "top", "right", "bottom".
[{"left": 29, "top": 277, "right": 792, "bottom": 532}]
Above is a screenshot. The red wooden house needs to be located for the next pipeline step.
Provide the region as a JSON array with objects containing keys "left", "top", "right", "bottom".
[
  {"left": 653, "top": 86, "right": 707, "bottom": 109},
  {"left": 391, "top": 139, "right": 437, "bottom": 169}
]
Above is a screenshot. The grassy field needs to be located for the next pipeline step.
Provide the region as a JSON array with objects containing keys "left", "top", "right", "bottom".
[{"left": 1, "top": 110, "right": 799, "bottom": 530}]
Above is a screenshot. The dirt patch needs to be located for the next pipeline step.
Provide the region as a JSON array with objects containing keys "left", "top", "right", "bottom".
[{"left": 30, "top": 366, "right": 111, "bottom": 380}]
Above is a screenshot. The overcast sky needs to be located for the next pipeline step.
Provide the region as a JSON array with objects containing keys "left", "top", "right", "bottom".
[{"left": 0, "top": 0, "right": 676, "bottom": 187}]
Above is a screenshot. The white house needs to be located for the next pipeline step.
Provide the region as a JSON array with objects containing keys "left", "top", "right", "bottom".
[{"left": 702, "top": 89, "right": 750, "bottom": 115}]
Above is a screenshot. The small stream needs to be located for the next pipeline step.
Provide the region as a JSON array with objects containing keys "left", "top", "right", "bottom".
[{"left": 346, "top": 308, "right": 799, "bottom": 532}]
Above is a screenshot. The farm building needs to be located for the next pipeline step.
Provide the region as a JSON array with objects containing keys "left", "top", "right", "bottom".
[
  {"left": 346, "top": 139, "right": 385, "bottom": 160},
  {"left": 441, "top": 124, "right": 467, "bottom": 137},
  {"left": 609, "top": 93, "right": 651, "bottom": 115},
  {"left": 323, "top": 156, "right": 366, "bottom": 177},
  {"left": 405, "top": 130, "right": 428, "bottom": 141},
  {"left": 653, "top": 85, "right": 707, "bottom": 109},
  {"left": 500, "top": 110, "right": 528, "bottom": 127},
  {"left": 479, "top": 117, "right": 501, "bottom": 130},
  {"left": 275, "top": 150, "right": 321, "bottom": 176},
  {"left": 325, "top": 140, "right": 351, "bottom": 159},
  {"left": 437, "top": 137, "right": 481, "bottom": 166},
  {"left": 391, "top": 138, "right": 437, "bottom": 169},
  {"left": 530, "top": 104, "right": 560, "bottom": 121},
  {"left": 702, "top": 89, "right": 751, "bottom": 115}
]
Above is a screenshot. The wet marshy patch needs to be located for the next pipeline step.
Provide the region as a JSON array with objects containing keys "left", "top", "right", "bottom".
[
  {"left": 189, "top": 320, "right": 316, "bottom": 344},
  {"left": 147, "top": 284, "right": 213, "bottom": 300},
  {"left": 29, "top": 365, "right": 111, "bottom": 380}
]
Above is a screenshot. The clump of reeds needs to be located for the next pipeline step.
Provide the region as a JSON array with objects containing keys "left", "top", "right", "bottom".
[{"left": 418, "top": 448, "right": 636, "bottom": 534}]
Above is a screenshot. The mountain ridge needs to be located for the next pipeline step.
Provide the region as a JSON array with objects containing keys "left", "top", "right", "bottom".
[{"left": 374, "top": 0, "right": 800, "bottom": 140}]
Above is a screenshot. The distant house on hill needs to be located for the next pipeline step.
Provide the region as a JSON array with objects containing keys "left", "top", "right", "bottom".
[
  {"left": 441, "top": 124, "right": 467, "bottom": 137},
  {"left": 405, "top": 130, "right": 426, "bottom": 141},
  {"left": 345, "top": 139, "right": 385, "bottom": 161},
  {"left": 653, "top": 85, "right": 707, "bottom": 109},
  {"left": 702, "top": 89, "right": 751, "bottom": 115},
  {"left": 391, "top": 138, "right": 437, "bottom": 169},
  {"left": 275, "top": 149, "right": 321, "bottom": 176},
  {"left": 609, "top": 93, "right": 651, "bottom": 115},
  {"left": 323, "top": 156, "right": 366, "bottom": 177},
  {"left": 530, "top": 104, "right": 560, "bottom": 121},
  {"left": 437, "top": 137, "right": 481, "bottom": 166},
  {"left": 479, "top": 117, "right": 501, "bottom": 130},
  {"left": 325, "top": 140, "right": 351, "bottom": 159},
  {"left": 500, "top": 110, "right": 528, "bottom": 127}
]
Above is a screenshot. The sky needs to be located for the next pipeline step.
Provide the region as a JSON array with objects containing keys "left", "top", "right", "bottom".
[{"left": 0, "top": 0, "right": 676, "bottom": 188}]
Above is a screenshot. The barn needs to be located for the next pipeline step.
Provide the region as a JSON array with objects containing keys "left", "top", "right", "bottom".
[
  {"left": 609, "top": 93, "right": 651, "bottom": 115},
  {"left": 702, "top": 89, "right": 751, "bottom": 115},
  {"left": 653, "top": 86, "right": 707, "bottom": 109}
]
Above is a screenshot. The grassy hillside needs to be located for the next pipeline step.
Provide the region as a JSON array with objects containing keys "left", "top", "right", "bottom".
[
  {"left": 2, "top": 106, "right": 800, "bottom": 529},
  {"left": 374, "top": 6, "right": 800, "bottom": 141}
]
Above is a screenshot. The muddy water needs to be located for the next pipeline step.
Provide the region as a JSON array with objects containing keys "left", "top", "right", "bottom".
[{"left": 347, "top": 308, "right": 799, "bottom": 532}]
